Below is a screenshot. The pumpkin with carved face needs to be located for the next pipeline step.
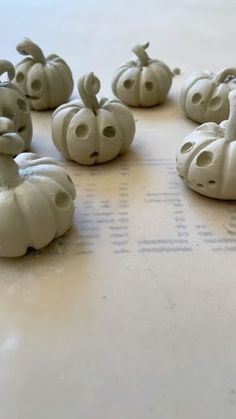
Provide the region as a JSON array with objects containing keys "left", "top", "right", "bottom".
[
  {"left": 0, "top": 117, "right": 76, "bottom": 257},
  {"left": 180, "top": 68, "right": 236, "bottom": 124},
  {"left": 176, "top": 90, "right": 236, "bottom": 199},
  {"left": 52, "top": 72, "right": 135, "bottom": 165},
  {"left": 112, "top": 42, "right": 174, "bottom": 107},
  {"left": 0, "top": 59, "right": 32, "bottom": 150},
  {"left": 13, "top": 38, "right": 73, "bottom": 111}
]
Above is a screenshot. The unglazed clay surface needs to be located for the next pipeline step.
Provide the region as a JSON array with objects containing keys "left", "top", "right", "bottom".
[
  {"left": 52, "top": 72, "right": 135, "bottom": 165},
  {"left": 112, "top": 42, "right": 173, "bottom": 107},
  {"left": 0, "top": 117, "right": 76, "bottom": 257},
  {"left": 0, "top": 60, "right": 32, "bottom": 150},
  {"left": 13, "top": 38, "right": 74, "bottom": 111},
  {"left": 180, "top": 68, "right": 236, "bottom": 124},
  {"left": 176, "top": 90, "right": 236, "bottom": 199}
]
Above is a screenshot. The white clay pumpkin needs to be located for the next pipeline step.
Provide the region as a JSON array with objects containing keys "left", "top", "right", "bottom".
[
  {"left": 180, "top": 68, "right": 236, "bottom": 124},
  {"left": 0, "top": 117, "right": 76, "bottom": 257},
  {"left": 111, "top": 42, "right": 174, "bottom": 107},
  {"left": 52, "top": 72, "right": 135, "bottom": 165},
  {"left": 0, "top": 60, "right": 32, "bottom": 150},
  {"left": 13, "top": 38, "right": 74, "bottom": 111},
  {"left": 176, "top": 90, "right": 236, "bottom": 200}
]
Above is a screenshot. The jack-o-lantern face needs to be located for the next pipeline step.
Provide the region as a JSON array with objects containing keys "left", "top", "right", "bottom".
[
  {"left": 0, "top": 117, "right": 76, "bottom": 257},
  {"left": 13, "top": 38, "right": 74, "bottom": 111},
  {"left": 0, "top": 59, "right": 32, "bottom": 150},
  {"left": 179, "top": 68, "right": 236, "bottom": 124},
  {"left": 52, "top": 73, "right": 135, "bottom": 165},
  {"left": 112, "top": 42, "right": 174, "bottom": 107},
  {"left": 176, "top": 91, "right": 236, "bottom": 200}
]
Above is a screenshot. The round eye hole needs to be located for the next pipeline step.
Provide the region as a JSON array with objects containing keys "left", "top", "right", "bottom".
[
  {"left": 75, "top": 124, "right": 89, "bottom": 138},
  {"left": 123, "top": 79, "right": 134, "bottom": 89},
  {"left": 31, "top": 79, "right": 42, "bottom": 91},
  {"left": 16, "top": 72, "right": 25, "bottom": 83},
  {"left": 103, "top": 126, "right": 116, "bottom": 138},
  {"left": 145, "top": 81, "right": 153, "bottom": 91},
  {"left": 54, "top": 191, "right": 71, "bottom": 210}
]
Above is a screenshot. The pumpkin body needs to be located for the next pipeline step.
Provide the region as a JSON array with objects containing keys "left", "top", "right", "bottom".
[
  {"left": 180, "top": 68, "right": 236, "bottom": 124},
  {"left": 176, "top": 89, "right": 236, "bottom": 200},
  {"left": 0, "top": 60, "right": 32, "bottom": 150},
  {"left": 0, "top": 117, "right": 76, "bottom": 257},
  {"left": 13, "top": 39, "right": 73, "bottom": 111},
  {"left": 112, "top": 43, "right": 173, "bottom": 107},
  {"left": 52, "top": 73, "right": 135, "bottom": 165}
]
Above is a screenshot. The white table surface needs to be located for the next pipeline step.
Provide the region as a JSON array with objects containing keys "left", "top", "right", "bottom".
[{"left": 1, "top": 1, "right": 236, "bottom": 418}]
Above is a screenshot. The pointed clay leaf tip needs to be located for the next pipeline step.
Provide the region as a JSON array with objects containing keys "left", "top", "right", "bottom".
[
  {"left": 132, "top": 42, "right": 150, "bottom": 66},
  {"left": 16, "top": 38, "right": 46, "bottom": 64},
  {"left": 225, "top": 90, "right": 236, "bottom": 143},
  {"left": 77, "top": 72, "right": 100, "bottom": 110},
  {"left": 0, "top": 60, "right": 15, "bottom": 82}
]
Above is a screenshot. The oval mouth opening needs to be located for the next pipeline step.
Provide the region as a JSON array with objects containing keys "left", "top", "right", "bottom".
[{"left": 90, "top": 151, "right": 99, "bottom": 158}]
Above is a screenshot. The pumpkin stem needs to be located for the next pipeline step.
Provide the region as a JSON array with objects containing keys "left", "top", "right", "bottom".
[
  {"left": 132, "top": 42, "right": 150, "bottom": 66},
  {"left": 16, "top": 38, "right": 46, "bottom": 64},
  {"left": 214, "top": 68, "right": 236, "bottom": 84},
  {"left": 77, "top": 73, "right": 100, "bottom": 111},
  {"left": 225, "top": 91, "right": 236, "bottom": 142},
  {"left": 0, "top": 60, "right": 15, "bottom": 82},
  {"left": 0, "top": 118, "right": 24, "bottom": 189}
]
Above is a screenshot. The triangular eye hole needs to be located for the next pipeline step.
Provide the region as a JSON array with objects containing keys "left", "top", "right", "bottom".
[{"left": 123, "top": 79, "right": 135, "bottom": 89}]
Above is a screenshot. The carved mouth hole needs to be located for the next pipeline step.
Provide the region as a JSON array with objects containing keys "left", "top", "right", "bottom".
[
  {"left": 25, "top": 94, "right": 39, "bottom": 100},
  {"left": 90, "top": 151, "right": 99, "bottom": 158}
]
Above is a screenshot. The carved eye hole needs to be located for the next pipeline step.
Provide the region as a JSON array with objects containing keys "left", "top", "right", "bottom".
[
  {"left": 196, "top": 151, "right": 214, "bottom": 167},
  {"left": 123, "top": 79, "right": 134, "bottom": 89},
  {"left": 181, "top": 142, "right": 194, "bottom": 153},
  {"left": 16, "top": 72, "right": 25, "bottom": 83},
  {"left": 31, "top": 79, "right": 42, "bottom": 91},
  {"left": 103, "top": 126, "right": 116, "bottom": 138},
  {"left": 54, "top": 191, "right": 71, "bottom": 210},
  {"left": 192, "top": 93, "right": 202, "bottom": 104},
  {"left": 75, "top": 124, "right": 89, "bottom": 139},
  {"left": 18, "top": 125, "right": 26, "bottom": 133},
  {"left": 145, "top": 81, "right": 153, "bottom": 91},
  {"left": 17, "top": 98, "right": 27, "bottom": 112}
]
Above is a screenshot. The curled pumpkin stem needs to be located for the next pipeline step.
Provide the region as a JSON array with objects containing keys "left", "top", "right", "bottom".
[
  {"left": 214, "top": 68, "right": 236, "bottom": 84},
  {"left": 132, "top": 42, "right": 150, "bottom": 66},
  {"left": 78, "top": 73, "right": 100, "bottom": 110},
  {"left": 16, "top": 38, "right": 46, "bottom": 64},
  {"left": 0, "top": 60, "right": 15, "bottom": 82}
]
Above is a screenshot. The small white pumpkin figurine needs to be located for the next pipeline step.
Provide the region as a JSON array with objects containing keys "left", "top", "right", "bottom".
[
  {"left": 0, "top": 117, "right": 76, "bottom": 257},
  {"left": 0, "top": 59, "right": 32, "bottom": 150},
  {"left": 176, "top": 90, "right": 236, "bottom": 200},
  {"left": 180, "top": 68, "right": 236, "bottom": 124},
  {"left": 13, "top": 38, "right": 74, "bottom": 111},
  {"left": 52, "top": 72, "right": 135, "bottom": 165},
  {"left": 112, "top": 42, "right": 175, "bottom": 107}
]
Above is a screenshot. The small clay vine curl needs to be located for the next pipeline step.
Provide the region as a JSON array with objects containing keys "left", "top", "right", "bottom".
[
  {"left": 16, "top": 38, "right": 46, "bottom": 64},
  {"left": 0, "top": 60, "right": 15, "bottom": 82},
  {"left": 78, "top": 73, "right": 100, "bottom": 110}
]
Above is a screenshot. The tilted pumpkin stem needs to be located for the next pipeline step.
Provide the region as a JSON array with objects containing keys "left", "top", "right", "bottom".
[
  {"left": 214, "top": 68, "right": 236, "bottom": 84},
  {"left": 0, "top": 60, "right": 15, "bottom": 82},
  {"left": 132, "top": 42, "right": 150, "bottom": 66},
  {"left": 0, "top": 118, "right": 24, "bottom": 189},
  {"left": 16, "top": 38, "right": 46, "bottom": 64},
  {"left": 77, "top": 73, "right": 100, "bottom": 111},
  {"left": 225, "top": 91, "right": 236, "bottom": 143}
]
